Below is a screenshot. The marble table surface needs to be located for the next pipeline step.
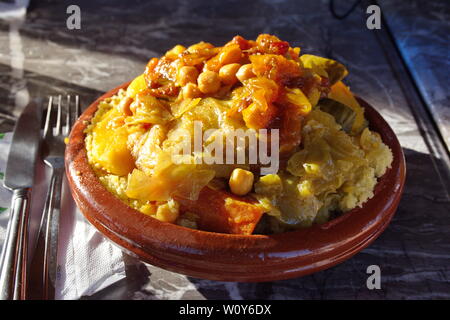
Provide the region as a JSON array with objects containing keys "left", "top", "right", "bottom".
[
  {"left": 0, "top": 0, "right": 449, "bottom": 299},
  {"left": 382, "top": 0, "right": 450, "bottom": 151}
]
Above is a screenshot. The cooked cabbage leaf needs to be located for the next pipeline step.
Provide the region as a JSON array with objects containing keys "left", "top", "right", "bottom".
[{"left": 318, "top": 98, "right": 356, "bottom": 133}]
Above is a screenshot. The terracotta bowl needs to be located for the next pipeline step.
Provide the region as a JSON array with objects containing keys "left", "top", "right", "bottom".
[{"left": 65, "top": 82, "right": 406, "bottom": 282}]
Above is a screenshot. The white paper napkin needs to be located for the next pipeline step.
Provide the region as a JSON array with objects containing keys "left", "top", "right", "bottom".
[{"left": 0, "top": 132, "right": 126, "bottom": 299}]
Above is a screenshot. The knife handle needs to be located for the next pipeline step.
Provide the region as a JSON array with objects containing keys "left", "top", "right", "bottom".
[
  {"left": 29, "top": 166, "right": 64, "bottom": 300},
  {"left": 43, "top": 167, "right": 64, "bottom": 300},
  {"left": 0, "top": 188, "right": 31, "bottom": 300}
]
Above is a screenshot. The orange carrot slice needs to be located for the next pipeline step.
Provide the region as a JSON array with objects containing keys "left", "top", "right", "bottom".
[{"left": 176, "top": 187, "right": 264, "bottom": 235}]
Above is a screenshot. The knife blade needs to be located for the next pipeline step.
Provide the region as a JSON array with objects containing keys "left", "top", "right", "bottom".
[{"left": 0, "top": 100, "right": 41, "bottom": 300}]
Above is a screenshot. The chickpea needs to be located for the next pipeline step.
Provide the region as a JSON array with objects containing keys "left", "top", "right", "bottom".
[
  {"left": 182, "top": 82, "right": 202, "bottom": 99},
  {"left": 129, "top": 101, "right": 138, "bottom": 114},
  {"left": 229, "top": 168, "right": 254, "bottom": 196},
  {"left": 219, "top": 63, "right": 241, "bottom": 85},
  {"left": 197, "top": 70, "right": 221, "bottom": 94},
  {"left": 155, "top": 200, "right": 179, "bottom": 223},
  {"left": 177, "top": 66, "right": 199, "bottom": 86},
  {"left": 218, "top": 45, "right": 242, "bottom": 65},
  {"left": 187, "top": 41, "right": 214, "bottom": 53},
  {"left": 117, "top": 96, "right": 133, "bottom": 116},
  {"left": 140, "top": 203, "right": 157, "bottom": 216},
  {"left": 236, "top": 64, "right": 255, "bottom": 82},
  {"left": 165, "top": 44, "right": 186, "bottom": 59}
]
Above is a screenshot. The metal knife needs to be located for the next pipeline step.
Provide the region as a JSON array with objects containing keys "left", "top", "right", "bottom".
[{"left": 0, "top": 101, "right": 42, "bottom": 300}]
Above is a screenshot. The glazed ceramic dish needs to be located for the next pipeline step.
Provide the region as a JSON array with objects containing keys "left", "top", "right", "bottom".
[{"left": 65, "top": 80, "right": 405, "bottom": 282}]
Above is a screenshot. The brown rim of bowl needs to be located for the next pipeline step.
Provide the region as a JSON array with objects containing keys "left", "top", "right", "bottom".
[{"left": 65, "top": 81, "right": 406, "bottom": 282}]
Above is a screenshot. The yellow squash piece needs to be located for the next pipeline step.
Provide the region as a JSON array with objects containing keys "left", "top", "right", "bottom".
[
  {"left": 126, "top": 74, "right": 147, "bottom": 98},
  {"left": 328, "top": 81, "right": 366, "bottom": 134},
  {"left": 285, "top": 87, "right": 312, "bottom": 115},
  {"left": 91, "top": 108, "right": 135, "bottom": 175}
]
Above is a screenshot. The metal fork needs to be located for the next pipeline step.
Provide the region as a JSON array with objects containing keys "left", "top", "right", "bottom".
[{"left": 29, "top": 95, "right": 79, "bottom": 300}]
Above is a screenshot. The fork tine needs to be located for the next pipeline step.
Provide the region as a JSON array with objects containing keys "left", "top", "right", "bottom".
[
  {"left": 66, "top": 95, "right": 71, "bottom": 135},
  {"left": 43, "top": 96, "right": 53, "bottom": 137},
  {"left": 75, "top": 95, "right": 80, "bottom": 119},
  {"left": 55, "top": 95, "right": 62, "bottom": 135},
  {"left": 70, "top": 95, "right": 80, "bottom": 131}
]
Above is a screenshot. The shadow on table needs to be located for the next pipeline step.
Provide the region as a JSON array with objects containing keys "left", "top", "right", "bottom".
[{"left": 80, "top": 254, "right": 151, "bottom": 300}]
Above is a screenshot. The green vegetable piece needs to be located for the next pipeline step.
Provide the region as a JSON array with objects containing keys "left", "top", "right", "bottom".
[
  {"left": 318, "top": 98, "right": 356, "bottom": 133},
  {"left": 300, "top": 54, "right": 348, "bottom": 85}
]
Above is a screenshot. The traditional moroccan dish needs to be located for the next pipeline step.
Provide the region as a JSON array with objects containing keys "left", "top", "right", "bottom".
[{"left": 85, "top": 34, "right": 393, "bottom": 235}]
